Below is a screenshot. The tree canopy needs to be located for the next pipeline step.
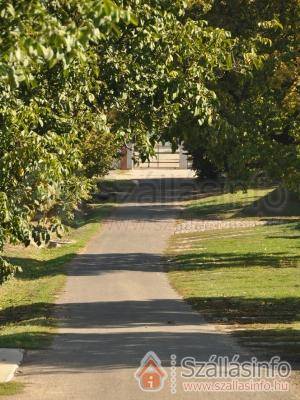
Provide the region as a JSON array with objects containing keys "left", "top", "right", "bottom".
[
  {"left": 178, "top": 1, "right": 300, "bottom": 187},
  {"left": 0, "top": 0, "right": 135, "bottom": 281},
  {"left": 0, "top": 0, "right": 299, "bottom": 282}
]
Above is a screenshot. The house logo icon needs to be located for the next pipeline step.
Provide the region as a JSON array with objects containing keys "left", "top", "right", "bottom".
[{"left": 135, "top": 351, "right": 167, "bottom": 392}]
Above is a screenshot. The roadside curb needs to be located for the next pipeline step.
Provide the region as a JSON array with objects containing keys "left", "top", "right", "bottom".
[{"left": 0, "top": 348, "right": 24, "bottom": 382}]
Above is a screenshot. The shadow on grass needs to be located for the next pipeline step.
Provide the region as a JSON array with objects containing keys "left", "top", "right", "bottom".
[
  {"left": 0, "top": 331, "right": 55, "bottom": 350},
  {"left": 267, "top": 235, "right": 300, "bottom": 240},
  {"left": 8, "top": 253, "right": 76, "bottom": 281},
  {"left": 236, "top": 188, "right": 300, "bottom": 218},
  {"left": 185, "top": 296, "right": 300, "bottom": 325},
  {"left": 1, "top": 295, "right": 299, "bottom": 334},
  {"left": 0, "top": 298, "right": 299, "bottom": 367},
  {"left": 0, "top": 301, "right": 56, "bottom": 328},
  {"left": 186, "top": 199, "right": 254, "bottom": 219},
  {"left": 186, "top": 187, "right": 300, "bottom": 220},
  {"left": 6, "top": 204, "right": 113, "bottom": 281},
  {"left": 169, "top": 251, "right": 300, "bottom": 271},
  {"left": 234, "top": 328, "right": 300, "bottom": 365}
]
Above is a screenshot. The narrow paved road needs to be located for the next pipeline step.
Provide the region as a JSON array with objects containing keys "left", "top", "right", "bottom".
[{"left": 10, "top": 171, "right": 297, "bottom": 399}]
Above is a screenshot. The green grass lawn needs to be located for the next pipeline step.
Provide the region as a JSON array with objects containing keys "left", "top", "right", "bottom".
[
  {"left": 168, "top": 187, "right": 300, "bottom": 363},
  {"left": 0, "top": 382, "right": 25, "bottom": 396},
  {"left": 186, "top": 187, "right": 300, "bottom": 220},
  {"left": 0, "top": 203, "right": 112, "bottom": 350}
]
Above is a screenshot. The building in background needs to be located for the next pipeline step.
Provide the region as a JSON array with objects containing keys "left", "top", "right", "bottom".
[{"left": 119, "top": 143, "right": 191, "bottom": 170}]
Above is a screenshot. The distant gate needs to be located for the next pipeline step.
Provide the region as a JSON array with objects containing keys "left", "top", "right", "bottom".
[{"left": 136, "top": 143, "right": 191, "bottom": 169}]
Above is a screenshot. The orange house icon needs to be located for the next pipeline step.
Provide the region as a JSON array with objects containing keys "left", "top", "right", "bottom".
[{"left": 135, "top": 351, "right": 167, "bottom": 392}]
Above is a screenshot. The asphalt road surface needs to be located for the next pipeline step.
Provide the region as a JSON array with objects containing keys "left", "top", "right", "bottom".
[{"left": 9, "top": 171, "right": 298, "bottom": 400}]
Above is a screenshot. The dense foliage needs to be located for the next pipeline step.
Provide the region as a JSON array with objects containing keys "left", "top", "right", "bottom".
[
  {"left": 0, "top": 0, "right": 298, "bottom": 282},
  {"left": 98, "top": 0, "right": 237, "bottom": 159},
  {"left": 0, "top": 0, "right": 135, "bottom": 281},
  {"left": 98, "top": 0, "right": 299, "bottom": 189},
  {"left": 181, "top": 1, "right": 300, "bottom": 188}
]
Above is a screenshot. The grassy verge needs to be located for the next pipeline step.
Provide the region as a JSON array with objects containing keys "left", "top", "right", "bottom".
[
  {"left": 0, "top": 203, "right": 112, "bottom": 350},
  {"left": 168, "top": 187, "right": 300, "bottom": 363},
  {"left": 185, "top": 187, "right": 300, "bottom": 220},
  {"left": 0, "top": 382, "right": 25, "bottom": 396}
]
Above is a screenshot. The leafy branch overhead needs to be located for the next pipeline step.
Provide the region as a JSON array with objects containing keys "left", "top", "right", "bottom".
[
  {"left": 0, "top": 0, "right": 299, "bottom": 282},
  {"left": 0, "top": 0, "right": 135, "bottom": 281}
]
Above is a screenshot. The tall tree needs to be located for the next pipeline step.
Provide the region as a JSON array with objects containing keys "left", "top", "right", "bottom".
[
  {"left": 181, "top": 0, "right": 299, "bottom": 188},
  {"left": 97, "top": 0, "right": 237, "bottom": 159},
  {"left": 0, "top": 0, "right": 135, "bottom": 282}
]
